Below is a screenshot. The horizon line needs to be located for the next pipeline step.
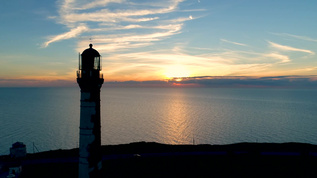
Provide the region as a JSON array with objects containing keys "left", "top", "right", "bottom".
[{"left": 1, "top": 75, "right": 317, "bottom": 88}]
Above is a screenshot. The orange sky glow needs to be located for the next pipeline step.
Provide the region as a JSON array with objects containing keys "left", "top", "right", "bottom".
[{"left": 1, "top": 1, "right": 317, "bottom": 87}]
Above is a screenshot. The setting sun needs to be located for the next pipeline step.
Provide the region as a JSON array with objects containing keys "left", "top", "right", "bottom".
[{"left": 164, "top": 65, "right": 191, "bottom": 79}]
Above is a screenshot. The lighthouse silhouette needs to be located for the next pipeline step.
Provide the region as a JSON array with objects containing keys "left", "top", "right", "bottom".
[{"left": 77, "top": 44, "right": 104, "bottom": 177}]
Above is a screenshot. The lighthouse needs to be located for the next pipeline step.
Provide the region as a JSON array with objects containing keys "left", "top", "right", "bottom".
[{"left": 77, "top": 44, "right": 104, "bottom": 178}]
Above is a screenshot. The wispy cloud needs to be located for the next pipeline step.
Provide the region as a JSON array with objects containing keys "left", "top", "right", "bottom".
[
  {"left": 265, "top": 53, "right": 290, "bottom": 63},
  {"left": 303, "top": 67, "right": 317, "bottom": 71},
  {"left": 271, "top": 32, "right": 317, "bottom": 42},
  {"left": 43, "top": 24, "right": 89, "bottom": 47},
  {"left": 43, "top": 0, "right": 197, "bottom": 49},
  {"left": 268, "top": 41, "right": 315, "bottom": 54},
  {"left": 77, "top": 23, "right": 183, "bottom": 52},
  {"left": 221, "top": 39, "right": 248, "bottom": 46},
  {"left": 292, "top": 67, "right": 317, "bottom": 73}
]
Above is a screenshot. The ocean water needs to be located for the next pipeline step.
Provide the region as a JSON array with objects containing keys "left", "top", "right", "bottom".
[{"left": 1, "top": 87, "right": 317, "bottom": 155}]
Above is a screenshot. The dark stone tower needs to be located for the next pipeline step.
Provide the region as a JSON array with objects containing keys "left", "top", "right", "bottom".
[{"left": 77, "top": 44, "right": 104, "bottom": 178}]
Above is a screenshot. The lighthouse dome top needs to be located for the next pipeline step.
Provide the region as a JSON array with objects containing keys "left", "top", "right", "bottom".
[{"left": 81, "top": 44, "right": 100, "bottom": 57}]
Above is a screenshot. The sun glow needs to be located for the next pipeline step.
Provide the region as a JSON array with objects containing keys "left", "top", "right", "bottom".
[{"left": 164, "top": 65, "right": 191, "bottom": 79}]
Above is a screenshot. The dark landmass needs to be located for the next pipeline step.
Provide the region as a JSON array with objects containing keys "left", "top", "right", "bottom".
[{"left": 2, "top": 142, "right": 317, "bottom": 177}]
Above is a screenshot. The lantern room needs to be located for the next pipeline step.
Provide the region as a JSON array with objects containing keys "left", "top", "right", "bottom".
[{"left": 77, "top": 44, "right": 102, "bottom": 79}]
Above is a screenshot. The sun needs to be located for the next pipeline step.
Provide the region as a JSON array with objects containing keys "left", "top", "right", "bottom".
[{"left": 164, "top": 65, "right": 191, "bottom": 79}]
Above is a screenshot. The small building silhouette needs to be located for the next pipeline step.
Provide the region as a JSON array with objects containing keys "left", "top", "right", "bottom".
[
  {"left": 10, "top": 142, "right": 26, "bottom": 158},
  {"left": 7, "top": 165, "right": 22, "bottom": 177}
]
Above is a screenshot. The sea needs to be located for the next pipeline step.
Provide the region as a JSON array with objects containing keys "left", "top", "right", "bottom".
[{"left": 1, "top": 87, "right": 317, "bottom": 155}]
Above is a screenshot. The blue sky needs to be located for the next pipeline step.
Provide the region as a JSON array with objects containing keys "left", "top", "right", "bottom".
[{"left": 1, "top": 0, "right": 317, "bottom": 87}]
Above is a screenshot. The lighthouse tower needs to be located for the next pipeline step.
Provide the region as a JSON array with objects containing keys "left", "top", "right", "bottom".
[{"left": 77, "top": 44, "right": 104, "bottom": 178}]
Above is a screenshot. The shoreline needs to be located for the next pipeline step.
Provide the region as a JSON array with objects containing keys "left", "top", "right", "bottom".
[
  {"left": 2, "top": 142, "right": 317, "bottom": 177},
  {"left": 2, "top": 141, "right": 317, "bottom": 159}
]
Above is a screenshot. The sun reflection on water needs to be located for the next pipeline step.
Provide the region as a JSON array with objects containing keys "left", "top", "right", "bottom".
[{"left": 158, "top": 89, "right": 194, "bottom": 144}]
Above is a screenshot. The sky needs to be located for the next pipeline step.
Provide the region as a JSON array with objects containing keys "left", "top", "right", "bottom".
[{"left": 1, "top": 0, "right": 317, "bottom": 87}]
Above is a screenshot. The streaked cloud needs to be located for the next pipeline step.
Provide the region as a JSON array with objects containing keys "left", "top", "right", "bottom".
[
  {"left": 271, "top": 33, "right": 317, "bottom": 42},
  {"left": 303, "top": 67, "right": 317, "bottom": 71},
  {"left": 268, "top": 41, "right": 315, "bottom": 55},
  {"left": 43, "top": 24, "right": 89, "bottom": 47},
  {"left": 77, "top": 24, "right": 183, "bottom": 52},
  {"left": 43, "top": 0, "right": 195, "bottom": 50},
  {"left": 292, "top": 67, "right": 317, "bottom": 73},
  {"left": 221, "top": 39, "right": 248, "bottom": 47},
  {"left": 265, "top": 53, "right": 290, "bottom": 63}
]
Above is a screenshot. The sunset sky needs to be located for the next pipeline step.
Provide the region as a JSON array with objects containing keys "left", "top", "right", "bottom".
[{"left": 1, "top": 0, "right": 317, "bottom": 87}]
